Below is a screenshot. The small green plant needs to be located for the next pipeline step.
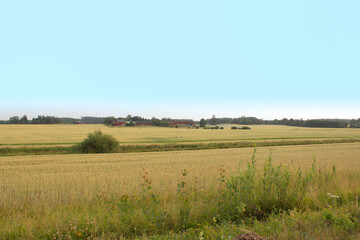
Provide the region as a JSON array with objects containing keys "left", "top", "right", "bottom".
[
  {"left": 231, "top": 126, "right": 238, "bottom": 130},
  {"left": 220, "top": 127, "right": 224, "bottom": 129},
  {"left": 76, "top": 130, "right": 119, "bottom": 153},
  {"left": 215, "top": 126, "right": 220, "bottom": 129},
  {"left": 242, "top": 126, "right": 251, "bottom": 130},
  {"left": 177, "top": 169, "right": 191, "bottom": 229}
]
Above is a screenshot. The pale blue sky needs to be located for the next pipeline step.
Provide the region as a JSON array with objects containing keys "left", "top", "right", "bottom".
[{"left": 1, "top": 1, "right": 359, "bottom": 120}]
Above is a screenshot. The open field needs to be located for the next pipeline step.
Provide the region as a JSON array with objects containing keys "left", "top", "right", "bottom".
[
  {"left": 1, "top": 142, "right": 360, "bottom": 239},
  {"left": 1, "top": 124, "right": 360, "bottom": 145},
  {"left": 1, "top": 125, "right": 360, "bottom": 239},
  {"left": 2, "top": 143, "right": 360, "bottom": 204},
  {"left": 1, "top": 125, "right": 360, "bottom": 157}
]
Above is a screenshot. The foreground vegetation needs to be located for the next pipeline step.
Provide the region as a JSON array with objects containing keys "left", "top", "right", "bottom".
[{"left": 1, "top": 144, "right": 360, "bottom": 239}]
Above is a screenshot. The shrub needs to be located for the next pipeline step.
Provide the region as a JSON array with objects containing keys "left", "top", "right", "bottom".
[
  {"left": 220, "top": 127, "right": 224, "bottom": 129},
  {"left": 219, "top": 149, "right": 317, "bottom": 221},
  {"left": 231, "top": 126, "right": 238, "bottom": 130},
  {"left": 215, "top": 126, "right": 220, "bottom": 129},
  {"left": 77, "top": 131, "right": 119, "bottom": 153},
  {"left": 242, "top": 126, "right": 251, "bottom": 130}
]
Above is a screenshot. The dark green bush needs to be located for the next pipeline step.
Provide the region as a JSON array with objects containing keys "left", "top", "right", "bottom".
[
  {"left": 215, "top": 125, "right": 220, "bottom": 129},
  {"left": 242, "top": 126, "right": 251, "bottom": 130},
  {"left": 77, "top": 131, "right": 119, "bottom": 153},
  {"left": 231, "top": 126, "right": 238, "bottom": 130},
  {"left": 220, "top": 127, "right": 224, "bottom": 129}
]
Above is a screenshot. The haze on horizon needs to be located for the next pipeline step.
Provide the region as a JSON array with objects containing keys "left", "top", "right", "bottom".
[{"left": 1, "top": 1, "right": 359, "bottom": 121}]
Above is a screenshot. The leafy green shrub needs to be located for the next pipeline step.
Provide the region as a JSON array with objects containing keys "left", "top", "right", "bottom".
[
  {"left": 242, "top": 126, "right": 251, "bottom": 130},
  {"left": 220, "top": 127, "right": 224, "bottom": 129},
  {"left": 231, "top": 126, "right": 238, "bottom": 130},
  {"left": 215, "top": 126, "right": 220, "bottom": 129},
  {"left": 219, "top": 149, "right": 317, "bottom": 221},
  {"left": 77, "top": 131, "right": 119, "bottom": 153}
]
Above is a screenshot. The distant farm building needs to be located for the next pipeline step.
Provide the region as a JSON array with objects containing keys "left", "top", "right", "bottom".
[
  {"left": 134, "top": 121, "right": 153, "bottom": 126},
  {"left": 112, "top": 120, "right": 126, "bottom": 126},
  {"left": 112, "top": 120, "right": 153, "bottom": 126},
  {"left": 169, "top": 119, "right": 195, "bottom": 126}
]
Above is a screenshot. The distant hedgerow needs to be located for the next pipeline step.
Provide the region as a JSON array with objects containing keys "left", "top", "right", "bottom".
[{"left": 77, "top": 131, "right": 119, "bottom": 153}]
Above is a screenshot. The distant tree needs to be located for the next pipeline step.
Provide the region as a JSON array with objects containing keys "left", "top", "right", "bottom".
[
  {"left": 80, "top": 117, "right": 106, "bottom": 124},
  {"left": 131, "top": 116, "right": 145, "bottom": 121},
  {"left": 104, "top": 116, "right": 116, "bottom": 125},
  {"left": 31, "top": 115, "right": 62, "bottom": 124},
  {"left": 350, "top": 119, "right": 357, "bottom": 128},
  {"left": 199, "top": 118, "right": 206, "bottom": 127},
  {"left": 9, "top": 116, "right": 20, "bottom": 124},
  {"left": 152, "top": 117, "right": 161, "bottom": 126},
  {"left": 20, "top": 115, "right": 28, "bottom": 124},
  {"left": 211, "top": 115, "right": 217, "bottom": 125},
  {"left": 125, "top": 115, "right": 132, "bottom": 121}
]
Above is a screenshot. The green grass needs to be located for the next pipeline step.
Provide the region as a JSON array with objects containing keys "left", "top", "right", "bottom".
[{"left": 1, "top": 138, "right": 360, "bottom": 156}]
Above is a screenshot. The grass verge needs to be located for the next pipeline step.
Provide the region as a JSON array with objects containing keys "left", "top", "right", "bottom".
[{"left": 1, "top": 138, "right": 360, "bottom": 156}]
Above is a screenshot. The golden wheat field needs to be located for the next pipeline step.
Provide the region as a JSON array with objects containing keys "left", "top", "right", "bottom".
[
  {"left": 1, "top": 124, "right": 360, "bottom": 145},
  {"left": 1, "top": 142, "right": 359, "bottom": 209}
]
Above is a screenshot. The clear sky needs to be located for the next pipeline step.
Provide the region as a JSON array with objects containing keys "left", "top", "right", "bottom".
[{"left": 1, "top": 1, "right": 359, "bottom": 121}]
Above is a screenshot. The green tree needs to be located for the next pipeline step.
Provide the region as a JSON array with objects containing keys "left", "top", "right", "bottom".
[
  {"left": 77, "top": 131, "right": 119, "bottom": 153},
  {"left": 104, "top": 116, "right": 116, "bottom": 125},
  {"left": 9, "top": 116, "right": 20, "bottom": 124},
  {"left": 350, "top": 119, "right": 357, "bottom": 128},
  {"left": 152, "top": 117, "right": 161, "bottom": 126},
  {"left": 199, "top": 118, "right": 206, "bottom": 127},
  {"left": 20, "top": 115, "right": 28, "bottom": 124},
  {"left": 211, "top": 115, "right": 217, "bottom": 125}
]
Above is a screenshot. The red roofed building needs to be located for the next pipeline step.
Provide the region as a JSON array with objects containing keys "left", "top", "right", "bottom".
[{"left": 112, "top": 120, "right": 126, "bottom": 126}]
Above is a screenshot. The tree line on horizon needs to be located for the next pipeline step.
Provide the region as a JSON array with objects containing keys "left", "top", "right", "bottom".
[
  {"left": 205, "top": 116, "right": 360, "bottom": 128},
  {"left": 2, "top": 115, "right": 360, "bottom": 128}
]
